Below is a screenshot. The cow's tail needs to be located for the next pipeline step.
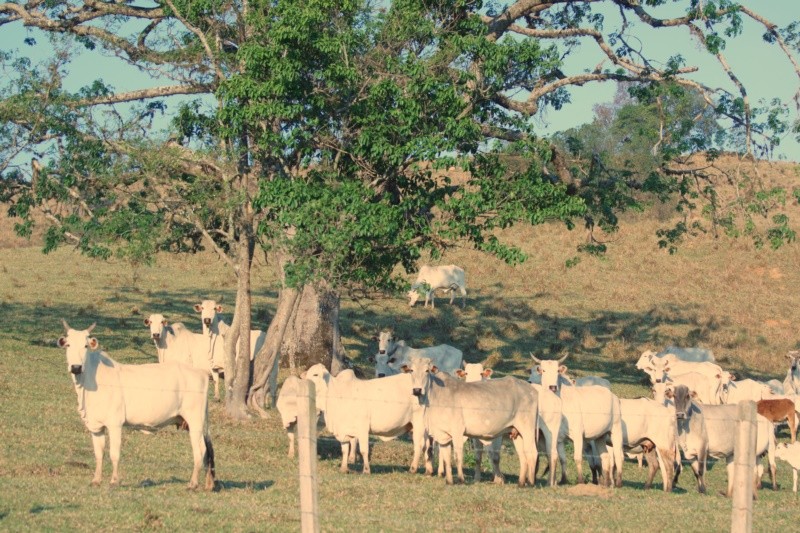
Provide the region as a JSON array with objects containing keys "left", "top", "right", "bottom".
[{"left": 203, "top": 433, "right": 216, "bottom": 491}]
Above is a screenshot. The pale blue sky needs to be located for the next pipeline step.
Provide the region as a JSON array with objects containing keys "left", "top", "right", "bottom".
[{"left": 3, "top": 0, "right": 800, "bottom": 160}]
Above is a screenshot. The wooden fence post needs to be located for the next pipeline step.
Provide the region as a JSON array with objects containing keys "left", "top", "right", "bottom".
[
  {"left": 297, "top": 380, "right": 319, "bottom": 533},
  {"left": 731, "top": 400, "right": 757, "bottom": 533}
]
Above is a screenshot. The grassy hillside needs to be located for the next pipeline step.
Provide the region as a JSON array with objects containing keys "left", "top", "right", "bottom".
[{"left": 1, "top": 156, "right": 800, "bottom": 531}]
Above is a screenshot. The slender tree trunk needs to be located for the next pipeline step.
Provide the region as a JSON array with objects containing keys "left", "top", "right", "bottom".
[
  {"left": 248, "top": 286, "right": 300, "bottom": 417},
  {"left": 224, "top": 231, "right": 254, "bottom": 420}
]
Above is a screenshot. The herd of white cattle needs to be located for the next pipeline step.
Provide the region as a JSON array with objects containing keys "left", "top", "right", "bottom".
[{"left": 55, "top": 264, "right": 800, "bottom": 496}]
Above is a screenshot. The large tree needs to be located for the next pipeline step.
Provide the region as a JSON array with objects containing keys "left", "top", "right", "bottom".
[{"left": 1, "top": 0, "right": 798, "bottom": 418}]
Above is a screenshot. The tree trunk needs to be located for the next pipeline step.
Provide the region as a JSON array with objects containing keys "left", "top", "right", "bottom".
[
  {"left": 248, "top": 286, "right": 300, "bottom": 417},
  {"left": 224, "top": 232, "right": 254, "bottom": 420},
  {"left": 281, "top": 282, "right": 348, "bottom": 376}
]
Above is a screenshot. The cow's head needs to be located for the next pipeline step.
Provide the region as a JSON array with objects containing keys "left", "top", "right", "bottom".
[
  {"left": 670, "top": 384, "right": 697, "bottom": 420},
  {"left": 194, "top": 300, "right": 223, "bottom": 331},
  {"left": 775, "top": 442, "right": 800, "bottom": 463},
  {"left": 402, "top": 356, "right": 434, "bottom": 397},
  {"left": 57, "top": 320, "right": 97, "bottom": 376},
  {"left": 374, "top": 330, "right": 395, "bottom": 355},
  {"left": 459, "top": 363, "right": 492, "bottom": 383},
  {"left": 635, "top": 350, "right": 657, "bottom": 371},
  {"left": 788, "top": 351, "right": 800, "bottom": 372},
  {"left": 651, "top": 381, "right": 674, "bottom": 406},
  {"left": 143, "top": 313, "right": 168, "bottom": 341},
  {"left": 303, "top": 363, "right": 332, "bottom": 412},
  {"left": 530, "top": 353, "right": 568, "bottom": 393},
  {"left": 371, "top": 352, "right": 399, "bottom": 378}
]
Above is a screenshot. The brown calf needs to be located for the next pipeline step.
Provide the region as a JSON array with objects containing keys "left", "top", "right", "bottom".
[{"left": 757, "top": 398, "right": 797, "bottom": 443}]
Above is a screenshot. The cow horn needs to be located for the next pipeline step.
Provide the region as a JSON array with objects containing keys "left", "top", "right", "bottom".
[
  {"left": 61, "top": 319, "right": 70, "bottom": 333},
  {"left": 530, "top": 353, "right": 542, "bottom": 364},
  {"left": 557, "top": 353, "right": 569, "bottom": 364},
  {"left": 86, "top": 322, "right": 96, "bottom": 333}
]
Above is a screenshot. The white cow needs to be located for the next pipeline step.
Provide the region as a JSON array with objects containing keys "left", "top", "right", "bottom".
[
  {"left": 407, "top": 264, "right": 467, "bottom": 308},
  {"left": 721, "top": 378, "right": 772, "bottom": 404},
  {"left": 58, "top": 320, "right": 215, "bottom": 490},
  {"left": 774, "top": 442, "right": 800, "bottom": 493},
  {"left": 411, "top": 358, "right": 539, "bottom": 486},
  {"left": 574, "top": 375, "right": 612, "bottom": 389},
  {"left": 642, "top": 355, "right": 730, "bottom": 401},
  {"left": 664, "top": 372, "right": 724, "bottom": 405},
  {"left": 144, "top": 312, "right": 223, "bottom": 399},
  {"left": 530, "top": 354, "right": 624, "bottom": 488},
  {"left": 669, "top": 385, "right": 776, "bottom": 496},
  {"left": 618, "top": 398, "right": 678, "bottom": 492},
  {"left": 276, "top": 375, "right": 303, "bottom": 458},
  {"left": 371, "top": 330, "right": 462, "bottom": 378},
  {"left": 456, "top": 363, "right": 504, "bottom": 484},
  {"left": 304, "top": 363, "right": 427, "bottom": 474},
  {"left": 784, "top": 351, "right": 800, "bottom": 395},
  {"left": 193, "top": 300, "right": 272, "bottom": 403}
]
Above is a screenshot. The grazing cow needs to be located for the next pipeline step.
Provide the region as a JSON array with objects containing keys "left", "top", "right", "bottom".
[
  {"left": 410, "top": 357, "right": 539, "bottom": 486},
  {"left": 774, "top": 442, "right": 800, "bottom": 492},
  {"left": 669, "top": 385, "right": 776, "bottom": 496},
  {"left": 456, "top": 363, "right": 504, "bottom": 484},
  {"left": 304, "top": 363, "right": 427, "bottom": 475},
  {"left": 407, "top": 264, "right": 467, "bottom": 308},
  {"left": 757, "top": 398, "right": 797, "bottom": 443},
  {"left": 193, "top": 300, "right": 272, "bottom": 403},
  {"left": 58, "top": 320, "right": 215, "bottom": 490},
  {"left": 618, "top": 398, "right": 678, "bottom": 492},
  {"left": 371, "top": 330, "right": 462, "bottom": 378},
  {"left": 530, "top": 355, "right": 624, "bottom": 488},
  {"left": 722, "top": 378, "right": 772, "bottom": 404},
  {"left": 784, "top": 351, "right": 800, "bottom": 395}
]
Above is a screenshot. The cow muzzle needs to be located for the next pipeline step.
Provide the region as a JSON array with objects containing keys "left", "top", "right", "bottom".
[
  {"left": 152, "top": 333, "right": 160, "bottom": 341},
  {"left": 676, "top": 411, "right": 686, "bottom": 420},
  {"left": 378, "top": 373, "right": 386, "bottom": 378},
  {"left": 379, "top": 350, "right": 386, "bottom": 354},
  {"left": 412, "top": 388, "right": 422, "bottom": 396},
  {"left": 203, "top": 318, "right": 212, "bottom": 327},
  {"left": 70, "top": 365, "right": 83, "bottom": 375}
]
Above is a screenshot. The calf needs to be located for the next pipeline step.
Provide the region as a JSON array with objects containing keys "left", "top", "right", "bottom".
[
  {"left": 757, "top": 398, "right": 797, "bottom": 443},
  {"left": 407, "top": 264, "right": 467, "bottom": 308},
  {"left": 774, "top": 442, "right": 800, "bottom": 492}
]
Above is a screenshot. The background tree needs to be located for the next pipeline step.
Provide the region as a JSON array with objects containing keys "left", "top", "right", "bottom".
[{"left": 1, "top": 0, "right": 798, "bottom": 418}]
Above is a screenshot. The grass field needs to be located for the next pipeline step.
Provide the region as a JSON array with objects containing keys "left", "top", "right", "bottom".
[{"left": 2, "top": 158, "right": 800, "bottom": 531}]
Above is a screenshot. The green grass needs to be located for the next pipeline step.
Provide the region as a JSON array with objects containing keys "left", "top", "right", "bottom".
[{"left": 3, "top": 191, "right": 800, "bottom": 531}]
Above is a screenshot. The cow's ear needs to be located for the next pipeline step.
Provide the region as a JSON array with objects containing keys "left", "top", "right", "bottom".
[
  {"left": 88, "top": 337, "right": 99, "bottom": 350},
  {"left": 215, "top": 305, "right": 223, "bottom": 313},
  {"left": 401, "top": 365, "right": 411, "bottom": 373},
  {"left": 536, "top": 366, "right": 543, "bottom": 374},
  {"left": 665, "top": 389, "right": 674, "bottom": 399},
  {"left": 455, "top": 369, "right": 466, "bottom": 378},
  {"left": 368, "top": 356, "right": 375, "bottom": 363},
  {"left": 162, "top": 319, "right": 168, "bottom": 326},
  {"left": 57, "top": 337, "right": 67, "bottom": 348},
  {"left": 664, "top": 366, "right": 670, "bottom": 373},
  {"left": 431, "top": 365, "right": 439, "bottom": 374},
  {"left": 193, "top": 303, "right": 202, "bottom": 313},
  {"left": 689, "top": 391, "right": 698, "bottom": 399},
  {"left": 483, "top": 369, "right": 493, "bottom": 378},
  {"left": 371, "top": 335, "right": 378, "bottom": 341},
  {"left": 729, "top": 374, "right": 736, "bottom": 381},
  {"left": 143, "top": 318, "right": 151, "bottom": 326},
  {"left": 558, "top": 365, "right": 568, "bottom": 374}
]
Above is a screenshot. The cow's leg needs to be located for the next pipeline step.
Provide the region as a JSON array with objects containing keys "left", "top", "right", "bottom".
[
  {"left": 108, "top": 426, "right": 122, "bottom": 487},
  {"left": 472, "top": 438, "right": 484, "bottom": 482},
  {"left": 523, "top": 431, "right": 538, "bottom": 487},
  {"left": 643, "top": 449, "right": 659, "bottom": 490},
  {"left": 90, "top": 431, "right": 105, "bottom": 486},
  {"left": 454, "top": 436, "right": 466, "bottom": 484},
  {"left": 725, "top": 457, "right": 736, "bottom": 497},
  {"left": 423, "top": 436, "right": 434, "bottom": 476},
  {"left": 187, "top": 426, "right": 205, "bottom": 490},
  {"left": 489, "top": 437, "right": 504, "bottom": 484},
  {"left": 594, "top": 440, "right": 612, "bottom": 488},
  {"left": 287, "top": 428, "right": 296, "bottom": 458},
  {"left": 348, "top": 437, "right": 358, "bottom": 464},
  {"left": 585, "top": 441, "right": 600, "bottom": 484},
  {"left": 688, "top": 453, "right": 706, "bottom": 494},
  {"left": 556, "top": 436, "right": 569, "bottom": 485},
  {"left": 339, "top": 440, "right": 350, "bottom": 473},
  {"left": 409, "top": 423, "right": 425, "bottom": 473},
  {"left": 359, "top": 431, "right": 371, "bottom": 474},
  {"left": 573, "top": 434, "right": 585, "bottom": 484},
  {"left": 460, "top": 285, "right": 467, "bottom": 308},
  {"left": 437, "top": 442, "right": 445, "bottom": 477},
  {"left": 540, "top": 422, "right": 557, "bottom": 487},
  {"left": 441, "top": 441, "right": 454, "bottom": 485},
  {"left": 793, "top": 468, "right": 798, "bottom": 493},
  {"left": 510, "top": 434, "right": 532, "bottom": 487},
  {"left": 212, "top": 370, "right": 221, "bottom": 401}
]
